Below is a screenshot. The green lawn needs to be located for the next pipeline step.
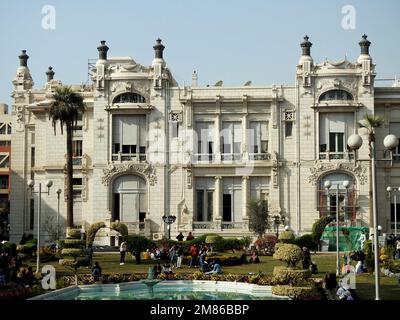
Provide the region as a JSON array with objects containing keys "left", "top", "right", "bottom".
[{"left": 27, "top": 252, "right": 400, "bottom": 300}]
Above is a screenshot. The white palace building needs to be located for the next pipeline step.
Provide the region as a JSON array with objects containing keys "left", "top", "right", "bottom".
[{"left": 8, "top": 35, "right": 400, "bottom": 244}]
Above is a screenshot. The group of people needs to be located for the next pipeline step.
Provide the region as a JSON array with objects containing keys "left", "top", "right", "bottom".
[{"left": 0, "top": 245, "right": 37, "bottom": 288}]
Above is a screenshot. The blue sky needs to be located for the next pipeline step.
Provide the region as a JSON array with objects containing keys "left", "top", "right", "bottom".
[{"left": 0, "top": 0, "right": 399, "bottom": 106}]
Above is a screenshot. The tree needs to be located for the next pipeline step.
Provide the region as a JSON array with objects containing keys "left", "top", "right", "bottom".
[
  {"left": 247, "top": 199, "right": 270, "bottom": 237},
  {"left": 49, "top": 86, "right": 85, "bottom": 228},
  {"left": 358, "top": 114, "right": 384, "bottom": 226}
]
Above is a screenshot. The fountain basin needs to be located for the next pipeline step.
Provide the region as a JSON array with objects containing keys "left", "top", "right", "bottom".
[{"left": 29, "top": 280, "right": 289, "bottom": 300}]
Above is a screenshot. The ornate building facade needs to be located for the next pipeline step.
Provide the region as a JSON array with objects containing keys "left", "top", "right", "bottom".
[{"left": 9, "top": 36, "right": 400, "bottom": 244}]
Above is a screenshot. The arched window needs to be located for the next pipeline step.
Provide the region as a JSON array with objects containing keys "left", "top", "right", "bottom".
[
  {"left": 318, "top": 172, "right": 357, "bottom": 225},
  {"left": 112, "top": 175, "right": 147, "bottom": 223},
  {"left": 319, "top": 90, "right": 353, "bottom": 102},
  {"left": 113, "top": 92, "right": 146, "bottom": 104}
]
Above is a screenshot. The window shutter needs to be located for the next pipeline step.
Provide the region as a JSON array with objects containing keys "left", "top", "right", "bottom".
[
  {"left": 112, "top": 116, "right": 121, "bottom": 144},
  {"left": 122, "top": 117, "right": 138, "bottom": 145},
  {"left": 233, "top": 189, "right": 242, "bottom": 222}
]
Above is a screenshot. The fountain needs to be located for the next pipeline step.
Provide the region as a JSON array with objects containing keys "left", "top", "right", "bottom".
[{"left": 139, "top": 267, "right": 161, "bottom": 297}]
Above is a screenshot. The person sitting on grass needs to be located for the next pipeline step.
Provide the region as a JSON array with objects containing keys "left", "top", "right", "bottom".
[
  {"left": 205, "top": 259, "right": 221, "bottom": 275},
  {"left": 162, "top": 262, "right": 173, "bottom": 275},
  {"left": 249, "top": 251, "right": 260, "bottom": 263},
  {"left": 143, "top": 249, "right": 151, "bottom": 260},
  {"left": 91, "top": 262, "right": 102, "bottom": 281}
]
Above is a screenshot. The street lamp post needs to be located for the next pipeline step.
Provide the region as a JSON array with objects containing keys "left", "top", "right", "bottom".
[
  {"left": 162, "top": 215, "right": 176, "bottom": 240},
  {"left": 387, "top": 186, "right": 399, "bottom": 237},
  {"left": 347, "top": 132, "right": 399, "bottom": 300},
  {"left": 324, "top": 180, "right": 349, "bottom": 276},
  {"left": 27, "top": 179, "right": 53, "bottom": 273},
  {"left": 56, "top": 188, "right": 62, "bottom": 242},
  {"left": 273, "top": 215, "right": 286, "bottom": 238}
]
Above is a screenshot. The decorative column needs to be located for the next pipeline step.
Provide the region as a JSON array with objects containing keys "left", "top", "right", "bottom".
[
  {"left": 242, "top": 176, "right": 250, "bottom": 230},
  {"left": 214, "top": 176, "right": 222, "bottom": 231},
  {"left": 215, "top": 96, "right": 221, "bottom": 163}
]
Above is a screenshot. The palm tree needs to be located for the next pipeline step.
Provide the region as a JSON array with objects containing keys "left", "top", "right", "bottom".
[
  {"left": 49, "top": 86, "right": 85, "bottom": 229},
  {"left": 358, "top": 114, "right": 384, "bottom": 226}
]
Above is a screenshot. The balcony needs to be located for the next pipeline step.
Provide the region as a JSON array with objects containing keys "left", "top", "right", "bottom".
[
  {"left": 192, "top": 221, "right": 247, "bottom": 230},
  {"left": 221, "top": 222, "right": 247, "bottom": 229},
  {"left": 221, "top": 153, "right": 242, "bottom": 161},
  {"left": 193, "top": 153, "right": 214, "bottom": 163},
  {"left": 112, "top": 153, "right": 147, "bottom": 162},
  {"left": 319, "top": 152, "right": 354, "bottom": 161},
  {"left": 72, "top": 156, "right": 82, "bottom": 166},
  {"left": 248, "top": 153, "right": 271, "bottom": 161}
]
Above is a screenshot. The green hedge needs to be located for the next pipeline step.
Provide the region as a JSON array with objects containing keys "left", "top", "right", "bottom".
[
  {"left": 110, "top": 222, "right": 128, "bottom": 240},
  {"left": 278, "top": 231, "right": 295, "bottom": 243},
  {"left": 64, "top": 239, "right": 86, "bottom": 249},
  {"left": 273, "top": 243, "right": 303, "bottom": 267},
  {"left": 311, "top": 215, "right": 334, "bottom": 245},
  {"left": 272, "top": 285, "right": 317, "bottom": 299},
  {"left": 126, "top": 235, "right": 154, "bottom": 252},
  {"left": 293, "top": 234, "right": 317, "bottom": 251},
  {"left": 67, "top": 228, "right": 82, "bottom": 240},
  {"left": 86, "top": 222, "right": 106, "bottom": 247},
  {"left": 61, "top": 248, "right": 85, "bottom": 257},
  {"left": 273, "top": 267, "right": 311, "bottom": 286}
]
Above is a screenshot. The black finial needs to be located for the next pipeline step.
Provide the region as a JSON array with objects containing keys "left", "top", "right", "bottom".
[
  {"left": 359, "top": 34, "right": 371, "bottom": 55},
  {"left": 153, "top": 38, "right": 165, "bottom": 59},
  {"left": 97, "top": 40, "right": 109, "bottom": 60},
  {"left": 300, "top": 35, "right": 312, "bottom": 56},
  {"left": 19, "top": 50, "right": 29, "bottom": 67},
  {"left": 46, "top": 66, "right": 55, "bottom": 82}
]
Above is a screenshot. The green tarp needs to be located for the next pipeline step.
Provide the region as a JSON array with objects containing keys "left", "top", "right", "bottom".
[{"left": 320, "top": 226, "right": 369, "bottom": 251}]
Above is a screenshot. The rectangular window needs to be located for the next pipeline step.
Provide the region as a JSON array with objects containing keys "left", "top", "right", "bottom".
[
  {"left": 196, "top": 190, "right": 204, "bottom": 221},
  {"left": 195, "top": 122, "right": 214, "bottom": 161},
  {"left": 195, "top": 178, "right": 214, "bottom": 221},
  {"left": 0, "top": 124, "right": 5, "bottom": 135},
  {"left": 250, "top": 177, "right": 270, "bottom": 200},
  {"left": 222, "top": 121, "right": 242, "bottom": 159},
  {"left": 72, "top": 140, "right": 83, "bottom": 157},
  {"left": 171, "top": 122, "right": 179, "bottom": 139},
  {"left": 249, "top": 121, "right": 268, "bottom": 154},
  {"left": 7, "top": 125, "right": 11, "bottom": 135},
  {"left": 390, "top": 203, "right": 400, "bottom": 229},
  {"left": 31, "top": 147, "right": 35, "bottom": 168},
  {"left": 223, "top": 177, "right": 242, "bottom": 222},
  {"left": 285, "top": 122, "right": 293, "bottom": 137},
  {"left": 112, "top": 115, "right": 146, "bottom": 160},
  {"left": 30, "top": 198, "right": 34, "bottom": 230},
  {"left": 0, "top": 176, "right": 8, "bottom": 189},
  {"left": 72, "top": 178, "right": 83, "bottom": 186},
  {"left": 223, "top": 194, "right": 232, "bottom": 222},
  {"left": 389, "top": 123, "right": 400, "bottom": 161},
  {"left": 319, "top": 113, "right": 354, "bottom": 159},
  {"left": 113, "top": 193, "right": 120, "bottom": 221}
]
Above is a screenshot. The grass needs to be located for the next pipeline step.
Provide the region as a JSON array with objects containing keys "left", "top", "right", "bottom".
[{"left": 26, "top": 252, "right": 400, "bottom": 300}]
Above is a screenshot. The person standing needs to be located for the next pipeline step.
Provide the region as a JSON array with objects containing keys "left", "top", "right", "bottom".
[
  {"left": 189, "top": 243, "right": 199, "bottom": 267},
  {"left": 176, "top": 232, "right": 184, "bottom": 242},
  {"left": 176, "top": 244, "right": 184, "bottom": 268},
  {"left": 396, "top": 239, "right": 400, "bottom": 260},
  {"left": 186, "top": 232, "right": 195, "bottom": 241},
  {"left": 119, "top": 241, "right": 128, "bottom": 265}
]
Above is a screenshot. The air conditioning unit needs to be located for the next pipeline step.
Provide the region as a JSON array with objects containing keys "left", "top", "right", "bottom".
[{"left": 152, "top": 233, "right": 164, "bottom": 241}]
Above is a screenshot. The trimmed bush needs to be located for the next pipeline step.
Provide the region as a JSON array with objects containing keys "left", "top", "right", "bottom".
[
  {"left": 16, "top": 245, "right": 36, "bottom": 255},
  {"left": 61, "top": 248, "right": 84, "bottom": 257},
  {"left": 273, "top": 266, "right": 311, "bottom": 286},
  {"left": 273, "top": 243, "right": 303, "bottom": 267},
  {"left": 278, "top": 231, "right": 295, "bottom": 243},
  {"left": 66, "top": 228, "right": 82, "bottom": 239},
  {"left": 64, "top": 239, "right": 86, "bottom": 249},
  {"left": 126, "top": 235, "right": 154, "bottom": 253},
  {"left": 2, "top": 241, "right": 17, "bottom": 256},
  {"left": 311, "top": 216, "right": 334, "bottom": 247},
  {"left": 59, "top": 258, "right": 77, "bottom": 267},
  {"left": 110, "top": 222, "right": 128, "bottom": 240},
  {"left": 86, "top": 222, "right": 106, "bottom": 247},
  {"left": 293, "top": 234, "right": 317, "bottom": 251},
  {"left": 272, "top": 285, "right": 317, "bottom": 299},
  {"left": 363, "top": 240, "right": 374, "bottom": 271}
]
